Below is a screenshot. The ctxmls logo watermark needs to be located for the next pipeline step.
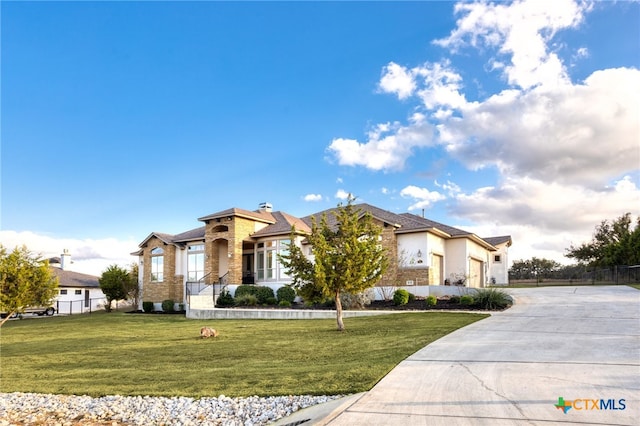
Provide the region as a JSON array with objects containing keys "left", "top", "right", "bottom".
[{"left": 555, "top": 397, "right": 626, "bottom": 414}]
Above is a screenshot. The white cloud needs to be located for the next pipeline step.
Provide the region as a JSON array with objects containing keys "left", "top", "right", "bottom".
[
  {"left": 378, "top": 62, "right": 416, "bottom": 99},
  {"left": 435, "top": 179, "right": 462, "bottom": 196},
  {"left": 327, "top": 114, "right": 435, "bottom": 171},
  {"left": 303, "top": 193, "right": 323, "bottom": 202},
  {"left": 442, "top": 67, "right": 640, "bottom": 186},
  {"left": 400, "top": 185, "right": 446, "bottom": 210},
  {"left": 381, "top": 187, "right": 390, "bottom": 195},
  {"left": 0, "top": 230, "right": 137, "bottom": 276},
  {"left": 335, "top": 189, "right": 350, "bottom": 200},
  {"left": 453, "top": 175, "right": 640, "bottom": 233},
  {"left": 435, "top": 0, "right": 587, "bottom": 90}
]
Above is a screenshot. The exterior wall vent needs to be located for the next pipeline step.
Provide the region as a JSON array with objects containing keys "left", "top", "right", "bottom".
[{"left": 405, "top": 280, "right": 414, "bottom": 286}]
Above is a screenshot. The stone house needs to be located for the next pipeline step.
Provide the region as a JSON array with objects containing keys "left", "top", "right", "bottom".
[{"left": 132, "top": 202, "right": 511, "bottom": 308}]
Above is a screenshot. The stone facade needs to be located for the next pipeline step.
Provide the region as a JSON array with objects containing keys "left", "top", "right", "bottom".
[
  {"left": 377, "top": 220, "right": 399, "bottom": 287},
  {"left": 396, "top": 267, "right": 429, "bottom": 287},
  {"left": 141, "top": 237, "right": 183, "bottom": 303}
]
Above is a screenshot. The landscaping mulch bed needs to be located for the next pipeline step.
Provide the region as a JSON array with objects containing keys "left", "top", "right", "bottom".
[{"left": 365, "top": 299, "right": 485, "bottom": 311}]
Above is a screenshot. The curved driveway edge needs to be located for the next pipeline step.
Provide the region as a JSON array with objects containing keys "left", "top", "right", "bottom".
[{"left": 295, "top": 286, "right": 640, "bottom": 425}]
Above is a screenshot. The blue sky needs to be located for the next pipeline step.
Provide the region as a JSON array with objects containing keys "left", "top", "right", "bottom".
[{"left": 2, "top": 0, "right": 639, "bottom": 275}]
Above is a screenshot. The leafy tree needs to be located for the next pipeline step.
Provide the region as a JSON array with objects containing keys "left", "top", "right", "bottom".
[
  {"left": 279, "top": 197, "right": 389, "bottom": 331},
  {"left": 0, "top": 245, "right": 59, "bottom": 327},
  {"left": 99, "top": 265, "right": 129, "bottom": 312},
  {"left": 125, "top": 263, "right": 140, "bottom": 308},
  {"left": 509, "top": 257, "right": 561, "bottom": 282},
  {"left": 566, "top": 213, "right": 640, "bottom": 267}
]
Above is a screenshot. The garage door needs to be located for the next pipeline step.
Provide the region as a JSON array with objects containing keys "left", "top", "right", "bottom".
[
  {"left": 469, "top": 258, "right": 484, "bottom": 288},
  {"left": 431, "top": 254, "right": 443, "bottom": 285}
]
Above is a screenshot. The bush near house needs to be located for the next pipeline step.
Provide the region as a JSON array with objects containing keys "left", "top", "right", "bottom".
[
  {"left": 142, "top": 301, "right": 154, "bottom": 312},
  {"left": 255, "top": 286, "right": 275, "bottom": 305},
  {"left": 216, "top": 290, "right": 234, "bottom": 307},
  {"left": 460, "top": 295, "right": 474, "bottom": 306},
  {"left": 161, "top": 300, "right": 175, "bottom": 312},
  {"left": 234, "top": 285, "right": 258, "bottom": 298},
  {"left": 472, "top": 288, "right": 512, "bottom": 310},
  {"left": 393, "top": 289, "right": 410, "bottom": 306},
  {"left": 276, "top": 286, "right": 296, "bottom": 304},
  {"left": 426, "top": 295, "right": 437, "bottom": 306},
  {"left": 235, "top": 294, "right": 258, "bottom": 307}
]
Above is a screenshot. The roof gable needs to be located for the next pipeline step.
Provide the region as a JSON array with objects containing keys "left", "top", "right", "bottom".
[{"left": 251, "top": 211, "right": 312, "bottom": 238}]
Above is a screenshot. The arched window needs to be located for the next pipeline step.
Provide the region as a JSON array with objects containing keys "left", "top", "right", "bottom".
[{"left": 151, "top": 247, "right": 164, "bottom": 282}]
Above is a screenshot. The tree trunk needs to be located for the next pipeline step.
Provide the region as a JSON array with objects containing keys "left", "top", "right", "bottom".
[
  {"left": 0, "top": 311, "right": 16, "bottom": 327},
  {"left": 335, "top": 291, "right": 345, "bottom": 331}
]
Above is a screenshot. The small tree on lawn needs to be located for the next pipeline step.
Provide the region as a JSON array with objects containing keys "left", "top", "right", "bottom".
[
  {"left": 0, "top": 245, "right": 59, "bottom": 327},
  {"left": 124, "top": 262, "right": 140, "bottom": 308},
  {"left": 279, "top": 196, "right": 389, "bottom": 331},
  {"left": 99, "top": 265, "right": 129, "bottom": 312}
]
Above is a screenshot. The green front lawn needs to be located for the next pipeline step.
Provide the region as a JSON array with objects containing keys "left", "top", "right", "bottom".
[{"left": 0, "top": 311, "right": 486, "bottom": 398}]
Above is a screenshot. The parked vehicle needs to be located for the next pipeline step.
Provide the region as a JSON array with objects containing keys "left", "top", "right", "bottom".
[{"left": 1, "top": 306, "right": 55, "bottom": 318}]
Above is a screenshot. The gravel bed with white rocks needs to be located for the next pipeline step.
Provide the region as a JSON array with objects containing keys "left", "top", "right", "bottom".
[{"left": 0, "top": 392, "right": 342, "bottom": 425}]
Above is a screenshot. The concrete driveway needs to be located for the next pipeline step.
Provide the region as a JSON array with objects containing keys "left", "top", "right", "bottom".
[{"left": 281, "top": 285, "right": 640, "bottom": 425}]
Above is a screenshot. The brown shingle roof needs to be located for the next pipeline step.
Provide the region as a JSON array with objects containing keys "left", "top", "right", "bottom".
[
  {"left": 50, "top": 268, "right": 100, "bottom": 288},
  {"left": 483, "top": 235, "right": 512, "bottom": 247},
  {"left": 172, "top": 226, "right": 206, "bottom": 243},
  {"left": 397, "top": 213, "right": 471, "bottom": 236},
  {"left": 198, "top": 208, "right": 275, "bottom": 224},
  {"left": 251, "top": 211, "right": 312, "bottom": 238},
  {"left": 301, "top": 203, "right": 404, "bottom": 230}
]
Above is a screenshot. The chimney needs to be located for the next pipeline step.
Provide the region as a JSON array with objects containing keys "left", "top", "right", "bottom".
[
  {"left": 60, "top": 249, "right": 72, "bottom": 271},
  {"left": 259, "top": 202, "right": 273, "bottom": 213}
]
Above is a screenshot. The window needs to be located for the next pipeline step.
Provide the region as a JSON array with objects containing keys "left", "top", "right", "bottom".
[
  {"left": 75, "top": 290, "right": 82, "bottom": 295},
  {"left": 151, "top": 247, "right": 164, "bottom": 282},
  {"left": 187, "top": 244, "right": 205, "bottom": 281},
  {"left": 60, "top": 289, "right": 67, "bottom": 295},
  {"left": 256, "top": 239, "right": 290, "bottom": 281},
  {"left": 494, "top": 255, "right": 501, "bottom": 263}
]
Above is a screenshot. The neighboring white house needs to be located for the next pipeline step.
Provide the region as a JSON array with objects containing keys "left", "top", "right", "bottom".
[{"left": 48, "top": 250, "right": 107, "bottom": 314}]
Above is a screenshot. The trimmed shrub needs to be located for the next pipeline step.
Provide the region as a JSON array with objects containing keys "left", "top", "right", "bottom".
[
  {"left": 393, "top": 289, "right": 410, "bottom": 306},
  {"left": 265, "top": 297, "right": 278, "bottom": 306},
  {"left": 278, "top": 300, "right": 291, "bottom": 308},
  {"left": 235, "top": 285, "right": 258, "bottom": 298},
  {"left": 460, "top": 295, "right": 474, "bottom": 306},
  {"left": 426, "top": 295, "right": 437, "bottom": 307},
  {"left": 235, "top": 294, "right": 258, "bottom": 306},
  {"left": 472, "top": 288, "right": 512, "bottom": 310},
  {"left": 449, "top": 295, "right": 461, "bottom": 304},
  {"left": 161, "top": 299, "right": 174, "bottom": 312},
  {"left": 340, "top": 289, "right": 375, "bottom": 310},
  {"left": 408, "top": 292, "right": 417, "bottom": 303},
  {"left": 142, "top": 301, "right": 154, "bottom": 313},
  {"left": 276, "top": 286, "right": 296, "bottom": 304},
  {"left": 216, "top": 290, "right": 234, "bottom": 307},
  {"left": 255, "top": 286, "right": 275, "bottom": 304}
]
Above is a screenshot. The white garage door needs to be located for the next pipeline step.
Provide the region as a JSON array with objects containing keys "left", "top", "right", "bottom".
[
  {"left": 469, "top": 259, "right": 484, "bottom": 288},
  {"left": 431, "top": 254, "right": 443, "bottom": 285}
]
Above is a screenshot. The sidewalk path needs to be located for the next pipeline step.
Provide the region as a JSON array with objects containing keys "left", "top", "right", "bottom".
[{"left": 292, "top": 286, "right": 640, "bottom": 425}]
